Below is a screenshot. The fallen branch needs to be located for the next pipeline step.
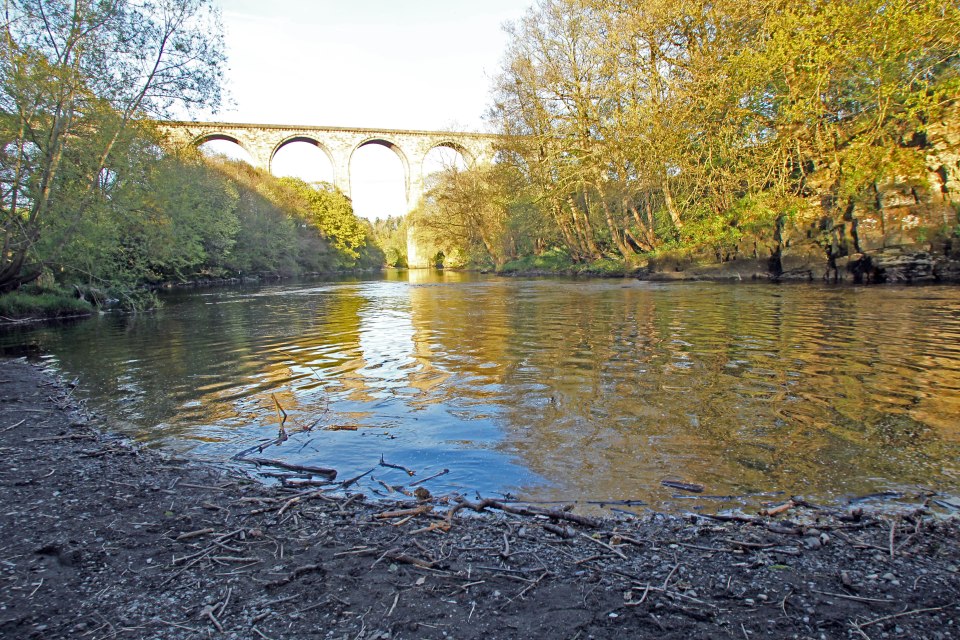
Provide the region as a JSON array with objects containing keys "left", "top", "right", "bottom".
[
  {"left": 448, "top": 498, "right": 600, "bottom": 529},
  {"left": 662, "top": 480, "right": 705, "bottom": 493},
  {"left": 373, "top": 547, "right": 436, "bottom": 569},
  {"left": 176, "top": 528, "right": 215, "bottom": 541},
  {"left": 579, "top": 532, "right": 627, "bottom": 559},
  {"left": 379, "top": 454, "right": 415, "bottom": 476},
  {"left": 241, "top": 457, "right": 337, "bottom": 480},
  {"left": 858, "top": 604, "right": 949, "bottom": 629},
  {"left": 759, "top": 500, "right": 796, "bottom": 517},
  {"left": 409, "top": 468, "right": 450, "bottom": 486},
  {"left": 266, "top": 564, "right": 323, "bottom": 588},
  {"left": 340, "top": 467, "right": 376, "bottom": 489},
  {"left": 375, "top": 505, "right": 432, "bottom": 520}
]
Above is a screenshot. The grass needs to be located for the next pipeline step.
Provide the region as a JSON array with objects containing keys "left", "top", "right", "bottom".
[{"left": 0, "top": 290, "right": 94, "bottom": 322}]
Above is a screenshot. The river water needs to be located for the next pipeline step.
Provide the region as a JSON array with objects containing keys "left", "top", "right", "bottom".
[{"left": 3, "top": 271, "right": 959, "bottom": 511}]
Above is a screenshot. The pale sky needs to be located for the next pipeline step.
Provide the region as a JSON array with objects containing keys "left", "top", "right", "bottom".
[{"left": 197, "top": 0, "right": 532, "bottom": 219}]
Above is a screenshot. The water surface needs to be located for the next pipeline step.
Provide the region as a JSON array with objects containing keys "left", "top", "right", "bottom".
[{"left": 4, "top": 272, "right": 959, "bottom": 511}]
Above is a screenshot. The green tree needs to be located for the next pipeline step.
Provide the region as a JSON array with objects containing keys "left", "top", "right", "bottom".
[
  {"left": 488, "top": 0, "right": 960, "bottom": 266},
  {"left": 0, "top": 0, "right": 225, "bottom": 292},
  {"left": 278, "top": 178, "right": 368, "bottom": 264}
]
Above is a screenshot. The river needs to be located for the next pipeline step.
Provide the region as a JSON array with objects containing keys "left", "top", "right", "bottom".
[{"left": 3, "top": 271, "right": 959, "bottom": 512}]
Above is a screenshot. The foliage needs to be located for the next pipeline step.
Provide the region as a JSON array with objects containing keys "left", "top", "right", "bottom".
[
  {"left": 475, "top": 0, "right": 960, "bottom": 268},
  {"left": 412, "top": 162, "right": 540, "bottom": 268},
  {"left": 278, "top": 178, "right": 368, "bottom": 264},
  {"left": 0, "top": 0, "right": 226, "bottom": 293},
  {"left": 0, "top": 289, "right": 92, "bottom": 320},
  {"left": 499, "top": 247, "right": 575, "bottom": 274},
  {"left": 370, "top": 216, "right": 409, "bottom": 268}
]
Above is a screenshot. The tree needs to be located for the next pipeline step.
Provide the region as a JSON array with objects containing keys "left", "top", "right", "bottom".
[
  {"left": 278, "top": 178, "right": 368, "bottom": 264},
  {"left": 488, "top": 0, "right": 960, "bottom": 265},
  {"left": 0, "top": 0, "right": 226, "bottom": 292},
  {"left": 412, "top": 162, "right": 535, "bottom": 268}
]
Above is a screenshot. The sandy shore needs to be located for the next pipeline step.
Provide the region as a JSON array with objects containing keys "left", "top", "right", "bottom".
[{"left": 1, "top": 357, "right": 958, "bottom": 639}]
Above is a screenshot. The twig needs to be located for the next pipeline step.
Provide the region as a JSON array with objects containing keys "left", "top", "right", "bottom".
[
  {"left": 859, "top": 605, "right": 949, "bottom": 628},
  {"left": 662, "top": 562, "right": 680, "bottom": 589},
  {"left": 723, "top": 538, "right": 776, "bottom": 550},
  {"left": 216, "top": 587, "right": 232, "bottom": 619},
  {"left": 379, "top": 454, "right": 415, "bottom": 476},
  {"left": 512, "top": 570, "right": 550, "bottom": 601},
  {"left": 372, "top": 548, "right": 435, "bottom": 569},
  {"left": 28, "top": 577, "right": 43, "bottom": 598},
  {"left": 889, "top": 518, "right": 897, "bottom": 560},
  {"left": 661, "top": 480, "right": 704, "bottom": 493},
  {"left": 266, "top": 564, "right": 323, "bottom": 588},
  {"left": 409, "top": 468, "right": 450, "bottom": 486},
  {"left": 271, "top": 394, "right": 287, "bottom": 428},
  {"left": 337, "top": 493, "right": 364, "bottom": 515},
  {"left": 340, "top": 467, "right": 375, "bottom": 489},
  {"left": 579, "top": 532, "right": 627, "bottom": 559},
  {"left": 448, "top": 497, "right": 600, "bottom": 528},
  {"left": 199, "top": 605, "right": 224, "bottom": 633},
  {"left": 812, "top": 589, "right": 893, "bottom": 604},
  {"left": 155, "top": 618, "right": 202, "bottom": 633},
  {"left": 375, "top": 505, "right": 432, "bottom": 519},
  {"left": 759, "top": 499, "right": 796, "bottom": 517},
  {"left": 1, "top": 419, "right": 26, "bottom": 433},
  {"left": 176, "top": 528, "right": 215, "bottom": 541}
]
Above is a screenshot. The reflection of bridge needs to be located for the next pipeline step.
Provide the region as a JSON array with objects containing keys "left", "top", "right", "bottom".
[{"left": 157, "top": 120, "right": 499, "bottom": 208}]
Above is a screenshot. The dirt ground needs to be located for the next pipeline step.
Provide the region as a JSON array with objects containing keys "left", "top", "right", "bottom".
[{"left": 1, "top": 357, "right": 958, "bottom": 640}]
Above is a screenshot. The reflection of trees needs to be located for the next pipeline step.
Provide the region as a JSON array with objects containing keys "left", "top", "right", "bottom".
[
  {"left": 407, "top": 281, "right": 960, "bottom": 506},
  {"left": 28, "top": 277, "right": 960, "bottom": 506},
  {"left": 40, "top": 283, "right": 375, "bottom": 445}
]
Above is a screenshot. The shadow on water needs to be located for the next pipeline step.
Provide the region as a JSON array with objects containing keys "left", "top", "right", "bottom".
[{"left": 2, "top": 272, "right": 959, "bottom": 512}]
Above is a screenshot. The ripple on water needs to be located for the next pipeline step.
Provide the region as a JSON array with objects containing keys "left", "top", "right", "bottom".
[{"left": 3, "top": 276, "right": 959, "bottom": 511}]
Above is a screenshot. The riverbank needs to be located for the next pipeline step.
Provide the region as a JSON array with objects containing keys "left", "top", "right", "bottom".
[
  {"left": 0, "top": 290, "right": 93, "bottom": 324},
  {"left": 1, "top": 359, "right": 958, "bottom": 639},
  {"left": 496, "top": 246, "right": 960, "bottom": 284}
]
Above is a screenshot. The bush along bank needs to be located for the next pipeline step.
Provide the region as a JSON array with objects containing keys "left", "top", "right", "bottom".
[{"left": 0, "top": 286, "right": 94, "bottom": 324}]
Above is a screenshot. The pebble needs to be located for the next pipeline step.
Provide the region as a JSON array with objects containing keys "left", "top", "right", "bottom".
[
  {"left": 686, "top": 589, "right": 698, "bottom": 598},
  {"left": 744, "top": 598, "right": 755, "bottom": 606},
  {"left": 756, "top": 593, "right": 768, "bottom": 601},
  {"left": 802, "top": 536, "right": 822, "bottom": 550},
  {"left": 882, "top": 572, "right": 896, "bottom": 581}
]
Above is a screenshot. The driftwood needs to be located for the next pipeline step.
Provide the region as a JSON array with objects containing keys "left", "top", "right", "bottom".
[
  {"left": 379, "top": 455, "right": 416, "bottom": 476},
  {"left": 448, "top": 497, "right": 601, "bottom": 529},
  {"left": 241, "top": 457, "right": 337, "bottom": 480},
  {"left": 661, "top": 480, "right": 705, "bottom": 493}
]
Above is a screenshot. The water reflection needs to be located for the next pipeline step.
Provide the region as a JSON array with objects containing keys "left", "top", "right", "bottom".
[{"left": 2, "top": 275, "right": 959, "bottom": 511}]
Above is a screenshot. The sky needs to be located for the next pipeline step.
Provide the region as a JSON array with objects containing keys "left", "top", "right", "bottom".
[{"left": 197, "top": 0, "right": 532, "bottom": 219}]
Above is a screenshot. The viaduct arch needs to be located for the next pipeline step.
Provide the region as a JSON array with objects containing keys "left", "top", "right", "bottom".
[{"left": 157, "top": 120, "right": 499, "bottom": 212}]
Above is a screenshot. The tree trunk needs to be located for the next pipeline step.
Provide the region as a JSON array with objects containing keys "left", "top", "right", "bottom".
[{"left": 663, "top": 178, "right": 682, "bottom": 231}]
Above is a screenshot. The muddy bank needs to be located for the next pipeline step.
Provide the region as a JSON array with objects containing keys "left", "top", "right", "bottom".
[{"left": 1, "top": 358, "right": 958, "bottom": 640}]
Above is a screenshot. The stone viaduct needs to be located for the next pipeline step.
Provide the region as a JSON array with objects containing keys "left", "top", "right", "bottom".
[
  {"left": 158, "top": 121, "right": 501, "bottom": 268},
  {"left": 157, "top": 120, "right": 499, "bottom": 208}
]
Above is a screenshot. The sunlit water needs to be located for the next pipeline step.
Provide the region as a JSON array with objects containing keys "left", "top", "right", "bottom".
[{"left": 3, "top": 271, "right": 960, "bottom": 512}]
